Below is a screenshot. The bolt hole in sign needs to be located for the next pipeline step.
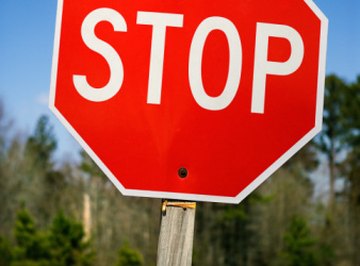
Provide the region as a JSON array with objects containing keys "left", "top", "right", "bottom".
[{"left": 50, "top": 0, "right": 328, "bottom": 203}]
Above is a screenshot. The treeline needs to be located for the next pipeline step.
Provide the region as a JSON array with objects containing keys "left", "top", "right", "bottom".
[{"left": 0, "top": 74, "right": 359, "bottom": 266}]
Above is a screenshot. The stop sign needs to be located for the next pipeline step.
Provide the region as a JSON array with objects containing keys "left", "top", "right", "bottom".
[{"left": 50, "top": 0, "right": 327, "bottom": 203}]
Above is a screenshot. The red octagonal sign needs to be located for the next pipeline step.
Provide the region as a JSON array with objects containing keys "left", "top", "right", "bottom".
[{"left": 50, "top": 0, "right": 328, "bottom": 203}]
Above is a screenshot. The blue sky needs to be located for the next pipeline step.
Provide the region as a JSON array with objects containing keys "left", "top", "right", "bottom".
[{"left": 0, "top": 0, "right": 359, "bottom": 159}]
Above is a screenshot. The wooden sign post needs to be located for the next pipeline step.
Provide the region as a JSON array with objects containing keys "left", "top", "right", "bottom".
[{"left": 156, "top": 200, "right": 196, "bottom": 266}]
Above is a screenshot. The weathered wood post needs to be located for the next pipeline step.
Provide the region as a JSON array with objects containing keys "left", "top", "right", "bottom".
[{"left": 156, "top": 200, "right": 196, "bottom": 266}]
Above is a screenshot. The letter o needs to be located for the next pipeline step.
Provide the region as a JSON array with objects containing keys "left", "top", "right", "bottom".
[{"left": 188, "top": 17, "right": 242, "bottom": 111}]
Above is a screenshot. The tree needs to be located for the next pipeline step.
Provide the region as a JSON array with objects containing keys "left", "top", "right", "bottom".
[
  {"left": 342, "top": 147, "right": 360, "bottom": 265},
  {"left": 214, "top": 199, "right": 254, "bottom": 266},
  {"left": 12, "top": 208, "right": 50, "bottom": 266},
  {"left": 246, "top": 141, "right": 320, "bottom": 266},
  {"left": 23, "top": 115, "right": 67, "bottom": 227},
  {"left": 79, "top": 151, "right": 159, "bottom": 266},
  {"left": 311, "top": 74, "right": 352, "bottom": 265},
  {"left": 48, "top": 211, "right": 94, "bottom": 266},
  {"left": 342, "top": 75, "right": 360, "bottom": 147},
  {"left": 115, "top": 243, "right": 144, "bottom": 266},
  {"left": 0, "top": 100, "right": 12, "bottom": 159},
  {"left": 0, "top": 101, "right": 20, "bottom": 238},
  {"left": 316, "top": 74, "right": 348, "bottom": 211},
  {"left": 278, "top": 216, "right": 317, "bottom": 266},
  {"left": 0, "top": 236, "right": 12, "bottom": 266},
  {"left": 25, "top": 115, "right": 56, "bottom": 171},
  {"left": 340, "top": 76, "right": 360, "bottom": 265}
]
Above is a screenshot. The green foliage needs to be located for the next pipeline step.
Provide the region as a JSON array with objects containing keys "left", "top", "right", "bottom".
[
  {"left": 0, "top": 101, "right": 8, "bottom": 158},
  {"left": 12, "top": 208, "right": 50, "bottom": 263},
  {"left": 0, "top": 208, "right": 95, "bottom": 266},
  {"left": 48, "top": 212, "right": 94, "bottom": 266},
  {"left": 25, "top": 115, "right": 56, "bottom": 170},
  {"left": 0, "top": 236, "right": 12, "bottom": 266},
  {"left": 194, "top": 197, "right": 258, "bottom": 266},
  {"left": 278, "top": 216, "right": 317, "bottom": 266},
  {"left": 341, "top": 76, "right": 360, "bottom": 265},
  {"left": 314, "top": 75, "right": 349, "bottom": 210},
  {"left": 79, "top": 151, "right": 106, "bottom": 180},
  {"left": 115, "top": 243, "right": 144, "bottom": 266},
  {"left": 317, "top": 74, "right": 348, "bottom": 155},
  {"left": 313, "top": 74, "right": 360, "bottom": 265},
  {"left": 23, "top": 115, "right": 68, "bottom": 227},
  {"left": 343, "top": 75, "right": 360, "bottom": 146}
]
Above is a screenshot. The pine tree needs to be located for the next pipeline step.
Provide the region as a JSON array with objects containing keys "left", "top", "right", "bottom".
[
  {"left": 0, "top": 236, "right": 12, "bottom": 266},
  {"left": 278, "top": 216, "right": 317, "bottom": 266},
  {"left": 48, "top": 211, "right": 94, "bottom": 266},
  {"left": 12, "top": 208, "right": 50, "bottom": 266},
  {"left": 25, "top": 115, "right": 56, "bottom": 171},
  {"left": 341, "top": 76, "right": 360, "bottom": 265},
  {"left": 24, "top": 115, "right": 67, "bottom": 227},
  {"left": 115, "top": 243, "right": 144, "bottom": 266}
]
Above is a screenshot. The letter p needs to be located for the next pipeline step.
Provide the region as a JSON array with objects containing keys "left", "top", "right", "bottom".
[{"left": 251, "top": 23, "right": 304, "bottom": 114}]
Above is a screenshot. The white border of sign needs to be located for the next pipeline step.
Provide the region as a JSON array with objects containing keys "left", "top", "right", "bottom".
[{"left": 49, "top": 0, "right": 328, "bottom": 203}]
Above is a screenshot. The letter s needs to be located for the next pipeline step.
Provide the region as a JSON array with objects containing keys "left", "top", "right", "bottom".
[{"left": 73, "top": 8, "right": 126, "bottom": 102}]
